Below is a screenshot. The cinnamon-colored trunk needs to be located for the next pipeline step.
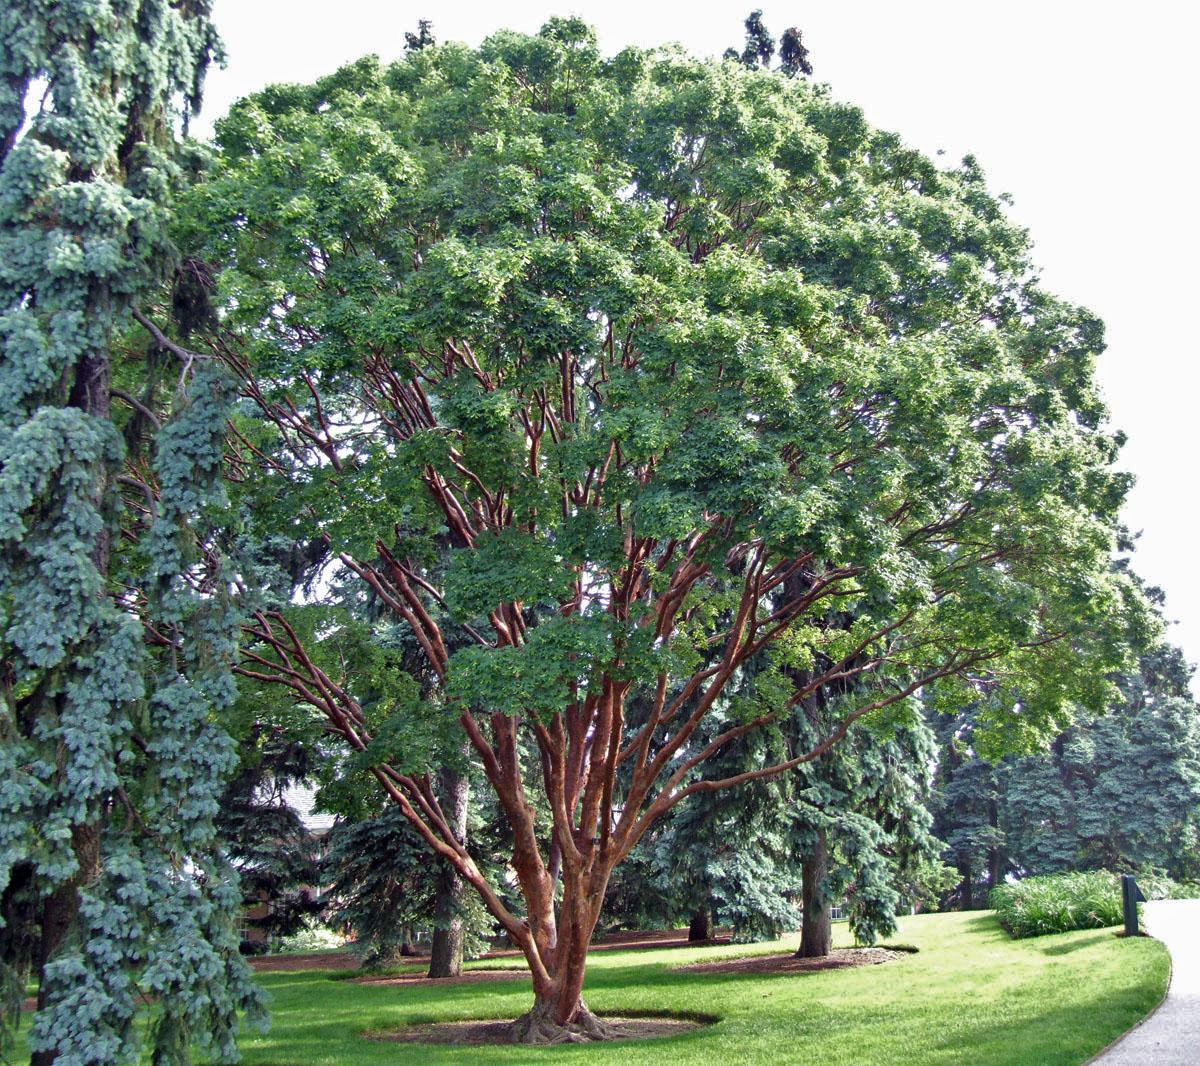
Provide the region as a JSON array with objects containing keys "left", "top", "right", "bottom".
[{"left": 508, "top": 858, "right": 613, "bottom": 1042}]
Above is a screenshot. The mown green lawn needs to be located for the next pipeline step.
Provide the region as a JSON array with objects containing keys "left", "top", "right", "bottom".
[
  {"left": 7, "top": 911, "right": 1168, "bottom": 1064},
  {"left": 224, "top": 910, "right": 1166, "bottom": 1066}
]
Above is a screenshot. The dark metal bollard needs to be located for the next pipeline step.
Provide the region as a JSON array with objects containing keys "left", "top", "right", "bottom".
[{"left": 1121, "top": 874, "right": 1145, "bottom": 937}]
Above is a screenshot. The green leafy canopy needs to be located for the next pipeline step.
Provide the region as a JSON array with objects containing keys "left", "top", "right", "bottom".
[{"left": 188, "top": 23, "right": 1150, "bottom": 752}]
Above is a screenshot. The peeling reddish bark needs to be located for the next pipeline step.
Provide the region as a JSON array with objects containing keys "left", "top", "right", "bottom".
[{"left": 224, "top": 330, "right": 1016, "bottom": 1037}]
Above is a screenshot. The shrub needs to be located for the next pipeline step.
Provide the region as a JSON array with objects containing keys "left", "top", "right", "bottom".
[
  {"left": 1134, "top": 868, "right": 1200, "bottom": 901},
  {"left": 269, "top": 917, "right": 348, "bottom": 955},
  {"left": 990, "top": 872, "right": 1123, "bottom": 938}
]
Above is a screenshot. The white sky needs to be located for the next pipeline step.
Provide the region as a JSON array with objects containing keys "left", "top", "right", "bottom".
[{"left": 201, "top": 0, "right": 1200, "bottom": 674}]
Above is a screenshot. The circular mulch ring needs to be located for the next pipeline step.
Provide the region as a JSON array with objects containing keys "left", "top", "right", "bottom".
[
  {"left": 351, "top": 967, "right": 529, "bottom": 988},
  {"left": 366, "top": 1014, "right": 713, "bottom": 1045},
  {"left": 676, "top": 946, "right": 906, "bottom": 976}
]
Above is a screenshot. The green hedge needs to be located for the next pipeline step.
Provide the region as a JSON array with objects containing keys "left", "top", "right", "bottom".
[{"left": 990, "top": 872, "right": 1124, "bottom": 938}]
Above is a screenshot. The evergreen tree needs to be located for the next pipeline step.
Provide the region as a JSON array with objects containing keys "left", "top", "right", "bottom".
[
  {"left": 725, "top": 11, "right": 812, "bottom": 76},
  {"left": 607, "top": 681, "right": 952, "bottom": 953},
  {"left": 236, "top": 606, "right": 484, "bottom": 978},
  {"left": 405, "top": 19, "right": 436, "bottom": 54},
  {"left": 320, "top": 805, "right": 494, "bottom": 968},
  {"left": 0, "top": 3, "right": 263, "bottom": 1061},
  {"left": 215, "top": 726, "right": 323, "bottom": 950},
  {"left": 614, "top": 724, "right": 800, "bottom": 943},
  {"left": 930, "top": 704, "right": 1006, "bottom": 908},
  {"left": 778, "top": 27, "right": 814, "bottom": 77},
  {"left": 1002, "top": 645, "right": 1200, "bottom": 879},
  {"left": 932, "top": 643, "right": 1200, "bottom": 896},
  {"left": 788, "top": 696, "right": 943, "bottom": 955},
  {"left": 728, "top": 10, "right": 777, "bottom": 68}
]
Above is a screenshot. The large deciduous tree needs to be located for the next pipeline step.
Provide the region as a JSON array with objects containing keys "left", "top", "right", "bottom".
[
  {"left": 184, "top": 21, "right": 1148, "bottom": 1041},
  {"left": 0, "top": 3, "right": 263, "bottom": 1062}
]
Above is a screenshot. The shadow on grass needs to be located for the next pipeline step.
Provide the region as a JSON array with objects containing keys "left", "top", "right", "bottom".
[
  {"left": 254, "top": 967, "right": 723, "bottom": 1061},
  {"left": 238, "top": 915, "right": 1169, "bottom": 1066},
  {"left": 608, "top": 1009, "right": 721, "bottom": 1024},
  {"left": 959, "top": 912, "right": 1004, "bottom": 934},
  {"left": 1039, "top": 932, "right": 1113, "bottom": 956}
]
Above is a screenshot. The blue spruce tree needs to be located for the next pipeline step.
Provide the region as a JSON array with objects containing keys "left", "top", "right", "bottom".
[{"left": 0, "top": 4, "right": 263, "bottom": 1062}]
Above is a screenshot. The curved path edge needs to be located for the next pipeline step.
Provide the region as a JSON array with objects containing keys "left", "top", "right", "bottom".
[{"left": 1086, "top": 898, "right": 1200, "bottom": 1065}]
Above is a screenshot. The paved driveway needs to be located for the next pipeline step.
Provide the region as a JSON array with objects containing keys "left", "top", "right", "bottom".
[{"left": 1090, "top": 899, "right": 1200, "bottom": 1064}]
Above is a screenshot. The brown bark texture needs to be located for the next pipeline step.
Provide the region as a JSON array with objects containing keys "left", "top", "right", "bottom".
[
  {"left": 224, "top": 321, "right": 1022, "bottom": 1037},
  {"left": 688, "top": 906, "right": 714, "bottom": 942},
  {"left": 427, "top": 766, "right": 470, "bottom": 979},
  {"left": 797, "top": 827, "right": 832, "bottom": 959},
  {"left": 958, "top": 862, "right": 975, "bottom": 911},
  {"left": 30, "top": 824, "right": 101, "bottom": 1066},
  {"left": 30, "top": 323, "right": 114, "bottom": 1065}
]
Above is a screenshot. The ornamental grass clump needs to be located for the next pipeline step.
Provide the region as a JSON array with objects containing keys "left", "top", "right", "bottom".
[{"left": 990, "top": 872, "right": 1124, "bottom": 938}]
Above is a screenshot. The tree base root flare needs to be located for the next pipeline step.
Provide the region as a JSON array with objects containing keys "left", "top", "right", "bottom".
[{"left": 509, "top": 999, "right": 618, "bottom": 1044}]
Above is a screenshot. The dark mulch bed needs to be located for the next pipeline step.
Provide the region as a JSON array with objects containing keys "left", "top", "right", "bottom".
[
  {"left": 248, "top": 926, "right": 734, "bottom": 974},
  {"left": 351, "top": 967, "right": 528, "bottom": 988},
  {"left": 582, "top": 928, "right": 734, "bottom": 952},
  {"left": 366, "top": 1015, "right": 709, "bottom": 1045},
  {"left": 676, "top": 946, "right": 905, "bottom": 976},
  {"left": 247, "top": 952, "right": 360, "bottom": 972}
]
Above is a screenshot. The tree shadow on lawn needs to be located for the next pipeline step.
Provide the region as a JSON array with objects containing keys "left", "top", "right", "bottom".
[
  {"left": 1039, "top": 931, "right": 1116, "bottom": 956},
  {"left": 249, "top": 966, "right": 723, "bottom": 1064},
  {"left": 959, "top": 913, "right": 1009, "bottom": 937},
  {"left": 257, "top": 969, "right": 537, "bottom": 1036},
  {"left": 338, "top": 954, "right": 725, "bottom": 1021},
  {"left": 244, "top": 926, "right": 1165, "bottom": 1066},
  {"left": 957, "top": 913, "right": 1124, "bottom": 956}
]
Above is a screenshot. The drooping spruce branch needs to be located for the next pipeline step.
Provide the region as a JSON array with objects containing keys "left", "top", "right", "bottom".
[{"left": 0, "top": 3, "right": 263, "bottom": 1062}]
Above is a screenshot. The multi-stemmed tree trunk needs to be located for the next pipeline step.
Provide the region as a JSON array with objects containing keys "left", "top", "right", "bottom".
[{"left": 201, "top": 22, "right": 1145, "bottom": 1041}]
